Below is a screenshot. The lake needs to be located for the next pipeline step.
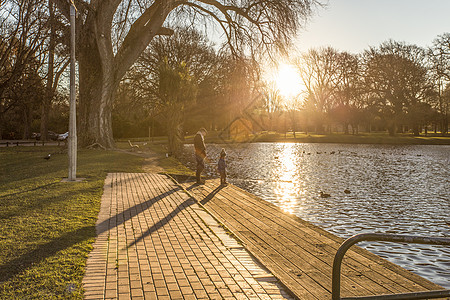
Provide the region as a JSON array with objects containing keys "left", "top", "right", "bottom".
[{"left": 180, "top": 143, "right": 450, "bottom": 288}]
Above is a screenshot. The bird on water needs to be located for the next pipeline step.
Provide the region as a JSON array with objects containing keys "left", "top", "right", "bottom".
[{"left": 320, "top": 191, "right": 331, "bottom": 198}]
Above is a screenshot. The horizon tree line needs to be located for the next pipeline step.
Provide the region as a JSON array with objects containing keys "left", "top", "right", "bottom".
[{"left": 284, "top": 37, "right": 449, "bottom": 136}]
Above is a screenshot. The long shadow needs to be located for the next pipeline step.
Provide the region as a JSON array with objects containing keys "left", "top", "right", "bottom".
[
  {"left": 167, "top": 174, "right": 197, "bottom": 184},
  {"left": 96, "top": 186, "right": 181, "bottom": 236},
  {"left": 127, "top": 196, "right": 197, "bottom": 249},
  {"left": 1, "top": 187, "right": 96, "bottom": 220},
  {"left": 0, "top": 226, "right": 95, "bottom": 283},
  {"left": 126, "top": 184, "right": 224, "bottom": 248},
  {"left": 0, "top": 182, "right": 60, "bottom": 199},
  {"left": 183, "top": 180, "right": 224, "bottom": 203},
  {"left": 200, "top": 185, "right": 224, "bottom": 205},
  {"left": 0, "top": 186, "right": 181, "bottom": 283}
]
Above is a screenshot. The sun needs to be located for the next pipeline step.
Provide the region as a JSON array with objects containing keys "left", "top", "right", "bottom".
[{"left": 275, "top": 64, "right": 303, "bottom": 99}]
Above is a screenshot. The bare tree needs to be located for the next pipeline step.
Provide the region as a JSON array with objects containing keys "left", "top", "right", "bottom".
[
  {"left": 127, "top": 28, "right": 215, "bottom": 155},
  {"left": 38, "top": 0, "right": 70, "bottom": 141},
  {"left": 297, "top": 47, "right": 340, "bottom": 133},
  {"left": 362, "top": 40, "right": 430, "bottom": 136},
  {"left": 0, "top": 0, "right": 48, "bottom": 138},
  {"left": 52, "top": 0, "right": 320, "bottom": 148},
  {"left": 331, "top": 51, "right": 363, "bottom": 134},
  {"left": 428, "top": 33, "right": 450, "bottom": 134}
]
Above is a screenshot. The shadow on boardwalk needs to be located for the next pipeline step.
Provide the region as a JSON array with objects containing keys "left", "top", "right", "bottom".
[{"left": 126, "top": 196, "right": 196, "bottom": 248}]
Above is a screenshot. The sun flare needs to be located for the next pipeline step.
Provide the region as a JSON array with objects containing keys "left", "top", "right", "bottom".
[{"left": 275, "top": 64, "right": 303, "bottom": 98}]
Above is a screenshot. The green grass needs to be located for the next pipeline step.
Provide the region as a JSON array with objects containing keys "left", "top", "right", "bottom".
[{"left": 0, "top": 146, "right": 143, "bottom": 299}]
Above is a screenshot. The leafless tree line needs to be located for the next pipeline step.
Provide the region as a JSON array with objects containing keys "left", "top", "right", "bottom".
[
  {"left": 0, "top": 0, "right": 69, "bottom": 140},
  {"left": 261, "top": 36, "right": 450, "bottom": 136}
]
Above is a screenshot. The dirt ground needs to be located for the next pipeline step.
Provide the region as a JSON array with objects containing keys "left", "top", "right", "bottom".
[{"left": 115, "top": 149, "right": 164, "bottom": 173}]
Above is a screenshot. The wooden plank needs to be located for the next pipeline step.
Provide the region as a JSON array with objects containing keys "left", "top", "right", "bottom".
[
  {"left": 177, "top": 179, "right": 443, "bottom": 299},
  {"left": 218, "top": 184, "right": 441, "bottom": 292}
]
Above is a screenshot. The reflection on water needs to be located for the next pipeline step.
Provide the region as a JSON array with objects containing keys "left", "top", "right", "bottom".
[
  {"left": 274, "top": 145, "right": 301, "bottom": 214},
  {"left": 180, "top": 143, "right": 450, "bottom": 288}
]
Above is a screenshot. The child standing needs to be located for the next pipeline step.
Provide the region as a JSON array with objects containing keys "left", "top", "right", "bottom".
[{"left": 218, "top": 148, "right": 227, "bottom": 185}]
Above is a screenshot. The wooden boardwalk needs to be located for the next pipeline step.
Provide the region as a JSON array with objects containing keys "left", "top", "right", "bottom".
[{"left": 177, "top": 177, "right": 443, "bottom": 299}]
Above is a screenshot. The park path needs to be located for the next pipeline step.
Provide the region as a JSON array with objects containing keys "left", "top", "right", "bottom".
[{"left": 82, "top": 172, "right": 293, "bottom": 299}]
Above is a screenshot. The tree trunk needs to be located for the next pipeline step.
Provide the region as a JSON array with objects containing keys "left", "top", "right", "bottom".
[
  {"left": 40, "top": 0, "right": 55, "bottom": 141},
  {"left": 387, "top": 124, "right": 396, "bottom": 136},
  {"left": 292, "top": 112, "right": 296, "bottom": 138},
  {"left": 78, "top": 59, "right": 116, "bottom": 148},
  {"left": 23, "top": 105, "right": 33, "bottom": 139},
  {"left": 412, "top": 124, "right": 420, "bottom": 136},
  {"left": 165, "top": 104, "right": 183, "bottom": 157},
  {"left": 0, "top": 114, "right": 3, "bottom": 140},
  {"left": 40, "top": 100, "right": 50, "bottom": 140},
  {"left": 77, "top": 28, "right": 116, "bottom": 148},
  {"left": 443, "top": 115, "right": 449, "bottom": 135},
  {"left": 0, "top": 114, "right": 3, "bottom": 139}
]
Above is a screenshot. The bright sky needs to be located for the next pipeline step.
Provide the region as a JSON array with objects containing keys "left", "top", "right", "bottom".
[{"left": 296, "top": 0, "right": 450, "bottom": 53}]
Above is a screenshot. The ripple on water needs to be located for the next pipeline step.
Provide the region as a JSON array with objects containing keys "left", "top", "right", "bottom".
[{"left": 180, "top": 143, "right": 450, "bottom": 289}]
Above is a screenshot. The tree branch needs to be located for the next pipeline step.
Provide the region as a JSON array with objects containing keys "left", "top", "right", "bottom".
[{"left": 113, "top": 0, "right": 182, "bottom": 84}]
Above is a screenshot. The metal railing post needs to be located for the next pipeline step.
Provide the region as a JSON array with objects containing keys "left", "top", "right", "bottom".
[{"left": 332, "top": 233, "right": 450, "bottom": 300}]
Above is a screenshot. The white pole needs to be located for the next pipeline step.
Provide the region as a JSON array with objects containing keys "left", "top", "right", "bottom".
[{"left": 68, "top": 3, "right": 77, "bottom": 181}]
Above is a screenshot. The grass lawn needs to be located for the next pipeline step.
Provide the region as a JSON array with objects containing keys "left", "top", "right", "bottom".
[
  {"left": 180, "top": 131, "right": 450, "bottom": 145},
  {"left": 0, "top": 146, "right": 144, "bottom": 299}
]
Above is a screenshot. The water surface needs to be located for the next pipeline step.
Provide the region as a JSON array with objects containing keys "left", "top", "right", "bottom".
[{"left": 181, "top": 143, "right": 450, "bottom": 288}]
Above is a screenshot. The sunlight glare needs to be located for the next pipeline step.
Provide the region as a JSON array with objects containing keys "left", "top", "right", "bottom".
[
  {"left": 275, "top": 64, "right": 303, "bottom": 99},
  {"left": 273, "top": 144, "right": 300, "bottom": 214}
]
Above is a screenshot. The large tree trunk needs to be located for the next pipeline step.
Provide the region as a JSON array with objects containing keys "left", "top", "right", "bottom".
[
  {"left": 78, "top": 42, "right": 116, "bottom": 149},
  {"left": 76, "top": 14, "right": 118, "bottom": 149},
  {"left": 165, "top": 104, "right": 183, "bottom": 157}
]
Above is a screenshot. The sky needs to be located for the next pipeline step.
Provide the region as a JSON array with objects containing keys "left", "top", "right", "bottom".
[{"left": 295, "top": 0, "right": 450, "bottom": 53}]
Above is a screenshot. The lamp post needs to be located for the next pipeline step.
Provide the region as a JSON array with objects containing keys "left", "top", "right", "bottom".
[{"left": 68, "top": 0, "right": 77, "bottom": 181}]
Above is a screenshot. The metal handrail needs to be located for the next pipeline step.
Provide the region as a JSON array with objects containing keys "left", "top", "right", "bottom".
[{"left": 332, "top": 233, "right": 450, "bottom": 300}]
